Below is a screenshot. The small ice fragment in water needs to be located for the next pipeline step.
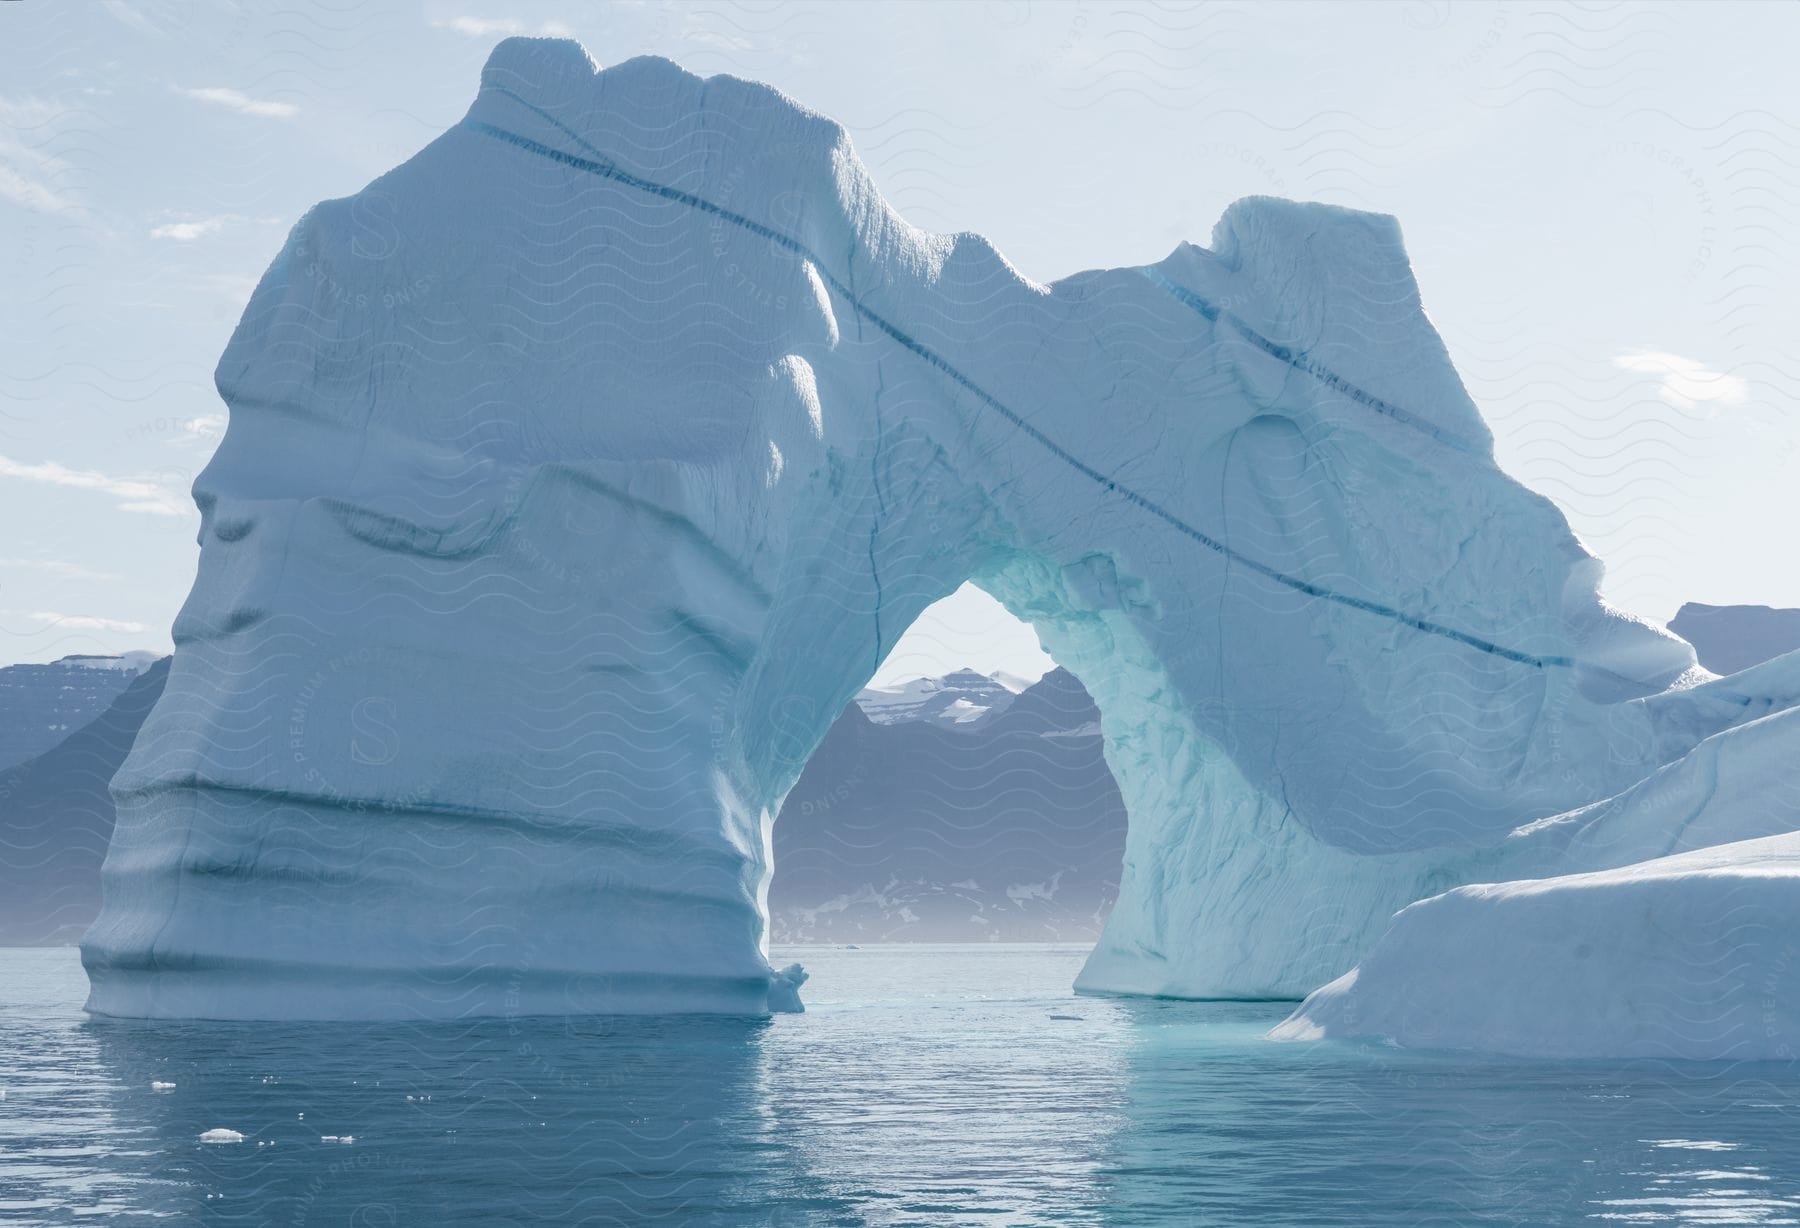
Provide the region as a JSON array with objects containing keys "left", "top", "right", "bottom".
[
  {"left": 768, "top": 963, "right": 808, "bottom": 1013},
  {"left": 200, "top": 1129, "right": 244, "bottom": 1144},
  {"left": 152, "top": 1081, "right": 176, "bottom": 1091}
]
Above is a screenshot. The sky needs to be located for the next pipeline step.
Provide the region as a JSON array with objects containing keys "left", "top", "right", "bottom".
[{"left": 2, "top": 1, "right": 1796, "bottom": 683}]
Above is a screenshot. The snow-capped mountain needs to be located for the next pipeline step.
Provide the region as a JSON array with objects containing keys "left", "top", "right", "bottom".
[
  {"left": 0, "top": 657, "right": 170, "bottom": 945},
  {"left": 852, "top": 668, "right": 1033, "bottom": 728},
  {"left": 0, "top": 659, "right": 1119, "bottom": 946},
  {"left": 773, "top": 667, "right": 1124, "bottom": 942},
  {"left": 12, "top": 609, "right": 1795, "bottom": 962},
  {"left": 0, "top": 652, "right": 161, "bottom": 774}
]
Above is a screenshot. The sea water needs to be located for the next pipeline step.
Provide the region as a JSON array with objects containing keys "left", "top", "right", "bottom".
[{"left": 2, "top": 944, "right": 1798, "bottom": 1225}]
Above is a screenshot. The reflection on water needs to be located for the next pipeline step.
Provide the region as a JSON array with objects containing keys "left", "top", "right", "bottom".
[
  {"left": 2, "top": 945, "right": 1799, "bottom": 1225},
  {"left": 1096, "top": 999, "right": 1800, "bottom": 1226},
  {"left": 8, "top": 954, "right": 796, "bottom": 1224}
]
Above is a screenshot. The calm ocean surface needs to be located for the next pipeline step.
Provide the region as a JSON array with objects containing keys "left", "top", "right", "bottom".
[{"left": 3, "top": 943, "right": 1798, "bottom": 1226}]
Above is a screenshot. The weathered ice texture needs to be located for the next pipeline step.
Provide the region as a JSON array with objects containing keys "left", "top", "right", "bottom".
[{"left": 83, "top": 39, "right": 1769, "bottom": 1020}]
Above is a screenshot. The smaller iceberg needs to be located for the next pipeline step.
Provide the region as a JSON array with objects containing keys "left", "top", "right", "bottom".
[
  {"left": 1273, "top": 659, "right": 1800, "bottom": 1061},
  {"left": 767, "top": 964, "right": 809, "bottom": 1014},
  {"left": 1273, "top": 830, "right": 1800, "bottom": 1060}
]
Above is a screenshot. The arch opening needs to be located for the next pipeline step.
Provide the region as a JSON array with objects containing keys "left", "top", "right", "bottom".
[{"left": 768, "top": 583, "right": 1127, "bottom": 946}]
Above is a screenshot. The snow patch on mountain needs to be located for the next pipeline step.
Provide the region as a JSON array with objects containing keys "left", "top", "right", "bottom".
[
  {"left": 0, "top": 652, "right": 161, "bottom": 773},
  {"left": 854, "top": 669, "right": 1028, "bottom": 728}
]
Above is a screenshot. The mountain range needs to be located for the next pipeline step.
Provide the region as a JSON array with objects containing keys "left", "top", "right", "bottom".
[
  {"left": 773, "top": 666, "right": 1124, "bottom": 942},
  {"left": 3, "top": 600, "right": 1795, "bottom": 945},
  {"left": 0, "top": 658, "right": 169, "bottom": 945},
  {"left": 0, "top": 652, "right": 160, "bottom": 774}
]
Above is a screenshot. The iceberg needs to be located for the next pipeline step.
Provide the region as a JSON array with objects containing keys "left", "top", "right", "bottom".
[
  {"left": 1669, "top": 602, "right": 1800, "bottom": 676},
  {"left": 1275, "top": 667, "right": 1800, "bottom": 1058},
  {"left": 1273, "top": 830, "right": 1800, "bottom": 1060},
  {"left": 79, "top": 39, "right": 1793, "bottom": 1023}
]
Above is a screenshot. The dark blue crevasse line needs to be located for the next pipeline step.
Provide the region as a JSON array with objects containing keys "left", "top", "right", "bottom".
[
  {"left": 866, "top": 348, "right": 888, "bottom": 675},
  {"left": 465, "top": 116, "right": 1580, "bottom": 671},
  {"left": 1137, "top": 269, "right": 1477, "bottom": 455}
]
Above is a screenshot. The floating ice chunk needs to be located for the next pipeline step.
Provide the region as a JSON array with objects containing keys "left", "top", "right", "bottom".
[
  {"left": 151, "top": 1081, "right": 176, "bottom": 1091},
  {"left": 767, "top": 963, "right": 808, "bottom": 1014},
  {"left": 200, "top": 1129, "right": 244, "bottom": 1144}
]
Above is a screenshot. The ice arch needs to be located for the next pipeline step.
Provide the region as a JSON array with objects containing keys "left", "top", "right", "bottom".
[{"left": 85, "top": 41, "right": 1709, "bottom": 1019}]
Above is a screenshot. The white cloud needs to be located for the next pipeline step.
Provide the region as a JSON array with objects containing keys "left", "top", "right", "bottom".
[
  {"left": 1613, "top": 351, "right": 1749, "bottom": 409},
  {"left": 682, "top": 24, "right": 756, "bottom": 54},
  {"left": 179, "top": 87, "right": 298, "bottom": 119},
  {"left": 0, "top": 452, "right": 190, "bottom": 516},
  {"left": 151, "top": 216, "right": 227, "bottom": 241},
  {"left": 29, "top": 611, "right": 148, "bottom": 633},
  {"left": 432, "top": 16, "right": 573, "bottom": 38},
  {"left": 101, "top": 0, "right": 167, "bottom": 36},
  {"left": 0, "top": 96, "right": 82, "bottom": 215},
  {"left": 0, "top": 96, "right": 62, "bottom": 127},
  {"left": 0, "top": 557, "right": 118, "bottom": 581},
  {"left": 0, "top": 162, "right": 75, "bottom": 214},
  {"left": 183, "top": 414, "right": 227, "bottom": 442}
]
